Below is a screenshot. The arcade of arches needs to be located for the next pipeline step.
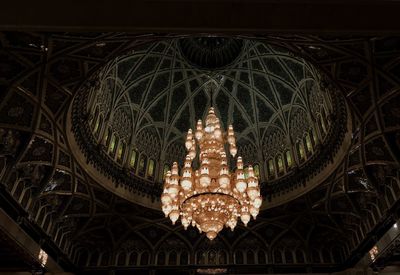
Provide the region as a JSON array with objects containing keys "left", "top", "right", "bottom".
[{"left": 0, "top": 31, "right": 400, "bottom": 275}]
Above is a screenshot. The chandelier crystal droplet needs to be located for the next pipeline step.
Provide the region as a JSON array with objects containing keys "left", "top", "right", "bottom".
[{"left": 161, "top": 107, "right": 262, "bottom": 240}]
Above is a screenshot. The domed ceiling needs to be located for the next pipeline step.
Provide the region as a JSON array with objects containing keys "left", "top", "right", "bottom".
[
  {"left": 1, "top": 32, "right": 400, "bottom": 274},
  {"left": 71, "top": 37, "right": 348, "bottom": 208}
]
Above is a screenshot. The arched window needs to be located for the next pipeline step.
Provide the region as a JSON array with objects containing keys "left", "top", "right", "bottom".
[
  {"left": 129, "top": 252, "right": 138, "bottom": 265},
  {"left": 274, "top": 250, "right": 282, "bottom": 264},
  {"left": 147, "top": 159, "right": 155, "bottom": 179},
  {"left": 247, "top": 250, "right": 255, "bottom": 264},
  {"left": 318, "top": 114, "right": 327, "bottom": 134},
  {"left": 253, "top": 164, "right": 260, "bottom": 178},
  {"left": 218, "top": 251, "right": 227, "bottom": 265},
  {"left": 105, "top": 128, "right": 112, "bottom": 147},
  {"left": 92, "top": 106, "right": 99, "bottom": 130},
  {"left": 100, "top": 252, "right": 109, "bottom": 266},
  {"left": 322, "top": 249, "right": 331, "bottom": 263},
  {"left": 130, "top": 150, "right": 137, "bottom": 170},
  {"left": 284, "top": 250, "right": 293, "bottom": 263},
  {"left": 257, "top": 250, "right": 266, "bottom": 264},
  {"left": 310, "top": 128, "right": 317, "bottom": 145},
  {"left": 305, "top": 134, "right": 313, "bottom": 154},
  {"left": 95, "top": 115, "right": 103, "bottom": 138},
  {"left": 285, "top": 150, "right": 293, "bottom": 168},
  {"left": 196, "top": 250, "right": 206, "bottom": 265},
  {"left": 297, "top": 141, "right": 305, "bottom": 161},
  {"left": 235, "top": 250, "right": 244, "bottom": 264},
  {"left": 180, "top": 251, "right": 189, "bottom": 265},
  {"left": 208, "top": 250, "right": 217, "bottom": 265},
  {"left": 117, "top": 252, "right": 126, "bottom": 265},
  {"left": 140, "top": 251, "right": 149, "bottom": 265},
  {"left": 168, "top": 251, "right": 177, "bottom": 265},
  {"left": 296, "top": 250, "right": 305, "bottom": 263},
  {"left": 331, "top": 247, "right": 343, "bottom": 263},
  {"left": 89, "top": 251, "right": 99, "bottom": 266},
  {"left": 276, "top": 155, "right": 284, "bottom": 175},
  {"left": 312, "top": 249, "right": 321, "bottom": 263},
  {"left": 138, "top": 154, "right": 147, "bottom": 177},
  {"left": 157, "top": 252, "right": 165, "bottom": 265},
  {"left": 109, "top": 135, "right": 118, "bottom": 156},
  {"left": 268, "top": 159, "right": 275, "bottom": 178},
  {"left": 77, "top": 250, "right": 89, "bottom": 266},
  {"left": 117, "top": 142, "right": 125, "bottom": 164}
]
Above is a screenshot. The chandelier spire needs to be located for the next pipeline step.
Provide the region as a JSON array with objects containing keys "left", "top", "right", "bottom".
[{"left": 162, "top": 107, "right": 262, "bottom": 240}]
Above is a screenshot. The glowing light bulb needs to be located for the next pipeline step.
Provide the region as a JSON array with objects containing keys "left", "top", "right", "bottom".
[
  {"left": 249, "top": 205, "right": 259, "bottom": 219},
  {"left": 162, "top": 204, "right": 172, "bottom": 217},
  {"left": 241, "top": 212, "right": 251, "bottom": 226},
  {"left": 195, "top": 120, "right": 203, "bottom": 140},
  {"left": 214, "top": 124, "right": 222, "bottom": 139},
  {"left": 253, "top": 196, "right": 262, "bottom": 208},
  {"left": 247, "top": 187, "right": 259, "bottom": 200},
  {"left": 230, "top": 145, "right": 237, "bottom": 157},
  {"left": 169, "top": 210, "right": 180, "bottom": 225},
  {"left": 161, "top": 193, "right": 172, "bottom": 205}
]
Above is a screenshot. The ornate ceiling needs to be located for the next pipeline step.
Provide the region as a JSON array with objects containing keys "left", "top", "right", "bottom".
[
  {"left": 0, "top": 32, "right": 399, "bottom": 274},
  {"left": 70, "top": 38, "right": 348, "bottom": 209}
]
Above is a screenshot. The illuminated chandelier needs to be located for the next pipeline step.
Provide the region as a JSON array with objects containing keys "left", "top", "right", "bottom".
[{"left": 161, "top": 107, "right": 262, "bottom": 240}]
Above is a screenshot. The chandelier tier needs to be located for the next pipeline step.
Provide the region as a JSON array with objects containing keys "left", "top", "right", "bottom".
[{"left": 161, "top": 107, "right": 262, "bottom": 240}]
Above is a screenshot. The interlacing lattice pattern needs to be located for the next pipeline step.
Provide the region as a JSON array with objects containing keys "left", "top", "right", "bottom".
[
  {"left": 82, "top": 39, "right": 336, "bottom": 187},
  {"left": 0, "top": 33, "right": 399, "bottom": 273}
]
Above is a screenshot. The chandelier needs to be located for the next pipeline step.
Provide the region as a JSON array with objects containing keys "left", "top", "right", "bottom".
[{"left": 161, "top": 107, "right": 262, "bottom": 240}]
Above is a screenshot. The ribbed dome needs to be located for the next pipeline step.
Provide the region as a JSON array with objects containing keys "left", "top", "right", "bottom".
[{"left": 71, "top": 37, "right": 347, "bottom": 207}]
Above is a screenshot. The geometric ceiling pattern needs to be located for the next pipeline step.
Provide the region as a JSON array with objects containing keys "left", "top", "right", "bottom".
[
  {"left": 71, "top": 38, "right": 345, "bottom": 208},
  {"left": 0, "top": 32, "right": 399, "bottom": 274}
]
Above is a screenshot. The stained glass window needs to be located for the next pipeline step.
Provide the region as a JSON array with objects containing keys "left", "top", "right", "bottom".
[
  {"left": 208, "top": 250, "right": 217, "bottom": 265},
  {"left": 105, "top": 128, "right": 112, "bottom": 146},
  {"left": 258, "top": 250, "right": 266, "bottom": 264},
  {"left": 306, "top": 134, "right": 313, "bottom": 153},
  {"left": 138, "top": 155, "right": 147, "bottom": 176},
  {"left": 277, "top": 155, "right": 284, "bottom": 174},
  {"left": 92, "top": 106, "right": 99, "bottom": 129},
  {"left": 109, "top": 135, "right": 116, "bottom": 154},
  {"left": 147, "top": 159, "right": 155, "bottom": 178},
  {"left": 311, "top": 128, "right": 317, "bottom": 144},
  {"left": 180, "top": 251, "right": 189, "bottom": 265},
  {"left": 286, "top": 150, "right": 292, "bottom": 167},
  {"left": 130, "top": 150, "right": 137, "bottom": 168},
  {"left": 320, "top": 114, "right": 327, "bottom": 134},
  {"left": 93, "top": 116, "right": 100, "bottom": 134},
  {"left": 140, "top": 252, "right": 149, "bottom": 265},
  {"left": 168, "top": 251, "right": 177, "bottom": 265},
  {"left": 268, "top": 159, "right": 275, "bottom": 176},
  {"left": 298, "top": 142, "right": 305, "bottom": 160},
  {"left": 218, "top": 251, "right": 227, "bottom": 265},
  {"left": 296, "top": 250, "right": 305, "bottom": 263},
  {"left": 117, "top": 142, "right": 125, "bottom": 163},
  {"left": 235, "top": 251, "right": 244, "bottom": 264},
  {"left": 95, "top": 116, "right": 103, "bottom": 137},
  {"left": 247, "top": 250, "right": 255, "bottom": 264},
  {"left": 129, "top": 252, "right": 137, "bottom": 265},
  {"left": 157, "top": 252, "right": 165, "bottom": 265}
]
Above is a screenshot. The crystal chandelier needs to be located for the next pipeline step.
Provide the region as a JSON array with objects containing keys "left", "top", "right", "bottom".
[{"left": 161, "top": 107, "right": 262, "bottom": 240}]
